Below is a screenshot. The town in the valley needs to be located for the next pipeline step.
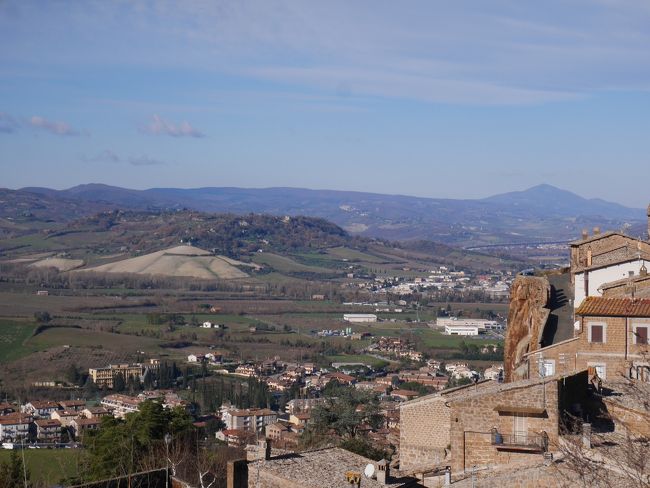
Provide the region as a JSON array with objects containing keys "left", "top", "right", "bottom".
[{"left": 0, "top": 209, "right": 648, "bottom": 487}]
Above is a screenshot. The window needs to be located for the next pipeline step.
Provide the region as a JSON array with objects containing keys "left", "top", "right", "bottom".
[
  {"left": 588, "top": 323, "right": 606, "bottom": 343},
  {"left": 634, "top": 326, "right": 648, "bottom": 345},
  {"left": 513, "top": 413, "right": 527, "bottom": 444},
  {"left": 542, "top": 360, "right": 555, "bottom": 377},
  {"left": 589, "top": 363, "right": 607, "bottom": 380}
]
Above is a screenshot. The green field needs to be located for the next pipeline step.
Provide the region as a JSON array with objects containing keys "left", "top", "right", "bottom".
[
  {"left": 0, "top": 448, "right": 82, "bottom": 484},
  {"left": 0, "top": 319, "right": 38, "bottom": 363},
  {"left": 326, "top": 247, "right": 388, "bottom": 263},
  {"left": 416, "top": 329, "right": 500, "bottom": 348},
  {"left": 252, "top": 252, "right": 335, "bottom": 274},
  {"left": 27, "top": 326, "right": 163, "bottom": 354}
]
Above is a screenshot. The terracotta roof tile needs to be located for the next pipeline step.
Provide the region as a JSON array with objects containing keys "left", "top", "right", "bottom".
[{"left": 576, "top": 296, "right": 650, "bottom": 317}]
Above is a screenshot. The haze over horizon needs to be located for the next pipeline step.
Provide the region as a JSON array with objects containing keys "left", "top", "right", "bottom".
[{"left": 2, "top": 1, "right": 650, "bottom": 206}]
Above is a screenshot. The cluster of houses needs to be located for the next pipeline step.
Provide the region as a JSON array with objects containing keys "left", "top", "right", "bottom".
[
  {"left": 0, "top": 400, "right": 107, "bottom": 446},
  {"left": 346, "top": 265, "right": 514, "bottom": 300},
  {"left": 316, "top": 327, "right": 371, "bottom": 339},
  {"left": 366, "top": 336, "right": 423, "bottom": 361},
  {"left": 0, "top": 389, "right": 191, "bottom": 448}
]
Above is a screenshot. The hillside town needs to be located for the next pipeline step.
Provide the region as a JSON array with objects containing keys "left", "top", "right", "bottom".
[{"left": 2, "top": 211, "right": 647, "bottom": 488}]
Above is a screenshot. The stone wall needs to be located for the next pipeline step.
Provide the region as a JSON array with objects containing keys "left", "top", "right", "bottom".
[
  {"left": 449, "top": 380, "right": 560, "bottom": 473},
  {"left": 525, "top": 313, "right": 649, "bottom": 382},
  {"left": 449, "top": 462, "right": 567, "bottom": 488},
  {"left": 604, "top": 399, "right": 650, "bottom": 437},
  {"left": 399, "top": 395, "right": 450, "bottom": 471},
  {"left": 505, "top": 276, "right": 551, "bottom": 382},
  {"left": 571, "top": 234, "right": 650, "bottom": 271}
]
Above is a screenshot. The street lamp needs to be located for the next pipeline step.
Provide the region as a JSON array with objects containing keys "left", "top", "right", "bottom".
[{"left": 164, "top": 433, "right": 172, "bottom": 488}]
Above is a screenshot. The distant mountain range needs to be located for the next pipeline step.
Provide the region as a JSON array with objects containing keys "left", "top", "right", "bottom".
[{"left": 3, "top": 183, "right": 647, "bottom": 247}]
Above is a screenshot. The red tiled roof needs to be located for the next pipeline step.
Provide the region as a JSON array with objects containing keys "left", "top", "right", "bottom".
[
  {"left": 35, "top": 419, "right": 61, "bottom": 428},
  {"left": 576, "top": 296, "right": 650, "bottom": 317},
  {"left": 391, "top": 389, "right": 419, "bottom": 397},
  {"left": 222, "top": 429, "right": 248, "bottom": 437},
  {"left": 0, "top": 414, "right": 31, "bottom": 425}
]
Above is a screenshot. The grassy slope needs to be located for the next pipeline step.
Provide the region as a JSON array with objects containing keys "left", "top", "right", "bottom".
[
  {"left": 0, "top": 449, "right": 81, "bottom": 484},
  {"left": 251, "top": 253, "right": 334, "bottom": 274},
  {"left": 0, "top": 319, "right": 38, "bottom": 363},
  {"left": 27, "top": 327, "right": 163, "bottom": 354}
]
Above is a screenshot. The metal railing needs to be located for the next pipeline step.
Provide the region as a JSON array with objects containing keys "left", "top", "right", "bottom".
[{"left": 491, "top": 429, "right": 548, "bottom": 452}]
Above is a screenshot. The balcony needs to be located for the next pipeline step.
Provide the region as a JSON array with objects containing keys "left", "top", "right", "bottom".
[{"left": 491, "top": 430, "right": 548, "bottom": 453}]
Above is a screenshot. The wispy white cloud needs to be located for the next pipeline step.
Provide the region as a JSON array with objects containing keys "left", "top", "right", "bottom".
[
  {"left": 143, "top": 114, "right": 204, "bottom": 138},
  {"left": 0, "top": 111, "right": 87, "bottom": 136},
  {"left": 128, "top": 155, "right": 166, "bottom": 166},
  {"left": 29, "top": 115, "right": 83, "bottom": 136},
  {"left": 82, "top": 149, "right": 121, "bottom": 163},
  {"left": 4, "top": 1, "right": 650, "bottom": 106},
  {"left": 81, "top": 150, "right": 167, "bottom": 166}
]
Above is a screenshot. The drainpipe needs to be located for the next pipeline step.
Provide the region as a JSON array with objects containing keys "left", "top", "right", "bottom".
[{"left": 625, "top": 317, "right": 629, "bottom": 361}]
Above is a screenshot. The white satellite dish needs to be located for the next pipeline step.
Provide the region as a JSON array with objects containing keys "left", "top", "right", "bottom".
[{"left": 364, "top": 463, "right": 376, "bottom": 478}]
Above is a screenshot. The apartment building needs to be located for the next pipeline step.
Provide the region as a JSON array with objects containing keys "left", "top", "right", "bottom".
[
  {"left": 222, "top": 408, "right": 278, "bottom": 433},
  {"left": 0, "top": 413, "right": 32, "bottom": 442},
  {"left": 34, "top": 418, "right": 62, "bottom": 443},
  {"left": 88, "top": 363, "right": 145, "bottom": 389}
]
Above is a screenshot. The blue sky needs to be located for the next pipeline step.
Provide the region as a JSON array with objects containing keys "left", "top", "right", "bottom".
[{"left": 1, "top": 1, "right": 649, "bottom": 207}]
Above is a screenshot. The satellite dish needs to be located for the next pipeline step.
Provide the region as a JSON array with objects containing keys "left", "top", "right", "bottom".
[
  {"left": 364, "top": 463, "right": 376, "bottom": 478},
  {"left": 574, "top": 320, "right": 581, "bottom": 331}
]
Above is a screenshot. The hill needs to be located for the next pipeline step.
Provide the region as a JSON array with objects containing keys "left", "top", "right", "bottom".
[
  {"left": 11, "top": 184, "right": 646, "bottom": 246},
  {"left": 0, "top": 209, "right": 525, "bottom": 284},
  {"left": 77, "top": 245, "right": 257, "bottom": 280}
]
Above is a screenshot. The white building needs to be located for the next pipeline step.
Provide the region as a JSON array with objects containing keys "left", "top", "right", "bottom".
[
  {"left": 444, "top": 324, "right": 480, "bottom": 336},
  {"left": 436, "top": 317, "right": 501, "bottom": 331},
  {"left": 0, "top": 415, "right": 31, "bottom": 442},
  {"left": 343, "top": 314, "right": 377, "bottom": 323},
  {"left": 573, "top": 257, "right": 650, "bottom": 309},
  {"left": 222, "top": 408, "right": 278, "bottom": 432},
  {"left": 100, "top": 394, "right": 142, "bottom": 419}
]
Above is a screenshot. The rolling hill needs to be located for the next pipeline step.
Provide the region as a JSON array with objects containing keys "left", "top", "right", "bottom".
[
  {"left": 77, "top": 245, "right": 257, "bottom": 280},
  {"left": 4, "top": 183, "right": 646, "bottom": 246}
]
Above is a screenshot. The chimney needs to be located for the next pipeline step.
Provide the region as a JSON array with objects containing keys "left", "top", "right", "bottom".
[
  {"left": 226, "top": 459, "right": 249, "bottom": 488},
  {"left": 376, "top": 459, "right": 390, "bottom": 485},
  {"left": 581, "top": 229, "right": 589, "bottom": 240},
  {"left": 593, "top": 227, "right": 600, "bottom": 236},
  {"left": 647, "top": 204, "right": 650, "bottom": 240},
  {"left": 259, "top": 438, "right": 272, "bottom": 460},
  {"left": 246, "top": 438, "right": 272, "bottom": 462}
]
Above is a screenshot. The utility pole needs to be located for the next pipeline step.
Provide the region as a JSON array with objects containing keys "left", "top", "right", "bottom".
[{"left": 164, "top": 433, "right": 172, "bottom": 488}]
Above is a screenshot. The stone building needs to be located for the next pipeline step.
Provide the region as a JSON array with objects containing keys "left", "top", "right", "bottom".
[
  {"left": 505, "top": 210, "right": 650, "bottom": 383},
  {"left": 399, "top": 372, "right": 587, "bottom": 473},
  {"left": 227, "top": 445, "right": 424, "bottom": 488},
  {"left": 570, "top": 230, "right": 650, "bottom": 309},
  {"left": 524, "top": 296, "right": 650, "bottom": 382}
]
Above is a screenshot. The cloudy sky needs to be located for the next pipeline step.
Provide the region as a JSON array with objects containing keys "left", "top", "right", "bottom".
[{"left": 1, "top": 1, "right": 649, "bottom": 206}]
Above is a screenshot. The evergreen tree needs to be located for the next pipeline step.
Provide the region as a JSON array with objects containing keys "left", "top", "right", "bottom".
[
  {"left": 0, "top": 449, "right": 30, "bottom": 488},
  {"left": 113, "top": 372, "right": 126, "bottom": 392}
]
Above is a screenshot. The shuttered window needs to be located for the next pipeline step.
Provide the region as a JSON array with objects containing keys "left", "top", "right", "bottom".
[
  {"left": 635, "top": 326, "right": 648, "bottom": 345},
  {"left": 590, "top": 324, "right": 604, "bottom": 343}
]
